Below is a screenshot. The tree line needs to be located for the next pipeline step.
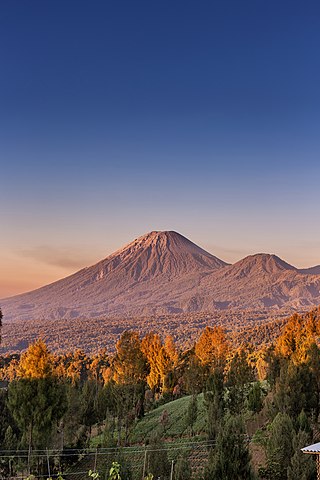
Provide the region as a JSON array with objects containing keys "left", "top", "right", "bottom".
[{"left": 0, "top": 308, "right": 320, "bottom": 479}]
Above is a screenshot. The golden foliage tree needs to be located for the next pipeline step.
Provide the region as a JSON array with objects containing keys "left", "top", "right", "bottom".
[
  {"left": 113, "top": 331, "right": 148, "bottom": 384},
  {"left": 195, "top": 326, "right": 230, "bottom": 369},
  {"left": 141, "top": 332, "right": 167, "bottom": 391},
  {"left": 164, "top": 335, "right": 179, "bottom": 368},
  {"left": 275, "top": 312, "right": 318, "bottom": 364},
  {"left": 88, "top": 349, "right": 110, "bottom": 384},
  {"left": 18, "top": 338, "right": 55, "bottom": 379},
  {"left": 255, "top": 346, "right": 271, "bottom": 381}
]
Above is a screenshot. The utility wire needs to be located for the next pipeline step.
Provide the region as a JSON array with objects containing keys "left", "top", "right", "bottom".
[{"left": 0, "top": 440, "right": 217, "bottom": 456}]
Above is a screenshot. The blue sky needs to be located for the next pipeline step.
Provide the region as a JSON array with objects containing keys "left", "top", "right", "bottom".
[{"left": 1, "top": 1, "right": 320, "bottom": 296}]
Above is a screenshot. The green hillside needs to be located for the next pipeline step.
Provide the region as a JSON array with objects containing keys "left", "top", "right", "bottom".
[
  {"left": 131, "top": 394, "right": 207, "bottom": 443},
  {"left": 91, "top": 394, "right": 208, "bottom": 447}
]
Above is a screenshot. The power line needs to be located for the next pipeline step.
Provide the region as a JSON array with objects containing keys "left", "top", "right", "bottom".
[
  {"left": 0, "top": 443, "right": 214, "bottom": 480},
  {"left": 0, "top": 440, "right": 216, "bottom": 457}
]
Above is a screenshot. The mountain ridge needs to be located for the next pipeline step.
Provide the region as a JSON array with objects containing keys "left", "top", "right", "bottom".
[{"left": 2, "top": 230, "right": 320, "bottom": 320}]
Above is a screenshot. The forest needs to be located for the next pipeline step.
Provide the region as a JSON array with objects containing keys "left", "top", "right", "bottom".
[{"left": 0, "top": 307, "right": 320, "bottom": 480}]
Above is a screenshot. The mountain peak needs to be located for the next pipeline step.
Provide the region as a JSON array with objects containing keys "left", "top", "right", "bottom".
[
  {"left": 231, "top": 253, "right": 296, "bottom": 276},
  {"left": 109, "top": 230, "right": 228, "bottom": 276},
  {"left": 132, "top": 230, "right": 194, "bottom": 243},
  {"left": 1, "top": 230, "right": 228, "bottom": 320},
  {"left": 3, "top": 231, "right": 320, "bottom": 323}
]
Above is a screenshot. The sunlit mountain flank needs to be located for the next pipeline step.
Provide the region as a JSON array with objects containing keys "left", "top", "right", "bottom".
[{"left": 2, "top": 231, "right": 320, "bottom": 322}]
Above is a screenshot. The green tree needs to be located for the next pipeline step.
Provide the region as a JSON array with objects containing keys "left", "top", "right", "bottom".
[
  {"left": 247, "top": 382, "right": 263, "bottom": 413},
  {"left": 7, "top": 377, "right": 67, "bottom": 450},
  {"left": 204, "top": 368, "right": 225, "bottom": 442},
  {"left": 3, "top": 425, "right": 17, "bottom": 450},
  {"left": 0, "top": 425, "right": 18, "bottom": 478},
  {"left": 296, "top": 409, "right": 311, "bottom": 434},
  {"left": 96, "top": 381, "right": 117, "bottom": 422},
  {"left": 287, "top": 430, "right": 315, "bottom": 480},
  {"left": 109, "top": 382, "right": 143, "bottom": 445},
  {"left": 102, "top": 414, "right": 116, "bottom": 448},
  {"left": 185, "top": 394, "right": 198, "bottom": 436},
  {"left": 0, "top": 389, "right": 15, "bottom": 445},
  {"left": 81, "top": 380, "right": 99, "bottom": 443},
  {"left": 62, "top": 382, "right": 85, "bottom": 448},
  {"left": 205, "top": 415, "right": 255, "bottom": 480},
  {"left": 226, "top": 348, "right": 254, "bottom": 414},
  {"left": 274, "top": 361, "right": 318, "bottom": 417},
  {"left": 265, "top": 412, "right": 294, "bottom": 480},
  {"left": 181, "top": 352, "right": 207, "bottom": 394},
  {"left": 305, "top": 342, "right": 320, "bottom": 418}
]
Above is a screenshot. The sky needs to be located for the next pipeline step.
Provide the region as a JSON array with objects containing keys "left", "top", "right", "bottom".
[{"left": 1, "top": 0, "right": 320, "bottom": 297}]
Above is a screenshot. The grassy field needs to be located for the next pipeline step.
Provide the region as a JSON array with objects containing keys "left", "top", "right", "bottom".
[
  {"left": 130, "top": 393, "right": 207, "bottom": 443},
  {"left": 87, "top": 390, "right": 269, "bottom": 479},
  {"left": 91, "top": 393, "right": 208, "bottom": 447},
  {"left": 89, "top": 395, "right": 210, "bottom": 479}
]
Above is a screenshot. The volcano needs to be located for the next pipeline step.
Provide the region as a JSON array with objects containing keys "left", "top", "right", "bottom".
[
  {"left": 2, "top": 230, "right": 320, "bottom": 321},
  {"left": 1, "top": 231, "right": 227, "bottom": 320}
]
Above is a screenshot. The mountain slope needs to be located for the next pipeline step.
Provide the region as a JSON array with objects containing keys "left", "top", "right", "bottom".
[
  {"left": 2, "top": 231, "right": 320, "bottom": 321},
  {"left": 299, "top": 265, "right": 320, "bottom": 275},
  {"left": 1, "top": 231, "right": 227, "bottom": 320},
  {"left": 198, "top": 253, "right": 320, "bottom": 309}
]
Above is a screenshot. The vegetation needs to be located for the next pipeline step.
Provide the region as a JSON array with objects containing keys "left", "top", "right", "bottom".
[
  {"left": 1, "top": 308, "right": 320, "bottom": 478},
  {"left": 0, "top": 308, "right": 294, "bottom": 356}
]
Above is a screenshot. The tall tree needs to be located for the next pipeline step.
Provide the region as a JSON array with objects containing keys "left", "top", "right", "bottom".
[
  {"left": 7, "top": 376, "right": 67, "bottom": 449},
  {"left": 175, "top": 455, "right": 191, "bottom": 480},
  {"left": 275, "top": 312, "right": 318, "bottom": 363},
  {"left": 113, "top": 331, "right": 148, "bottom": 384},
  {"left": 181, "top": 351, "right": 207, "bottom": 394},
  {"left": 7, "top": 340, "right": 67, "bottom": 451},
  {"left": 287, "top": 430, "right": 315, "bottom": 480},
  {"left": 247, "top": 382, "right": 263, "bottom": 413},
  {"left": 185, "top": 394, "right": 198, "bottom": 436},
  {"left": 265, "top": 412, "right": 294, "bottom": 480},
  {"left": 204, "top": 368, "right": 225, "bottom": 442},
  {"left": 195, "top": 326, "right": 230, "bottom": 370},
  {"left": 18, "top": 338, "right": 54, "bottom": 379},
  {"left": 205, "top": 415, "right": 255, "bottom": 480},
  {"left": 0, "top": 389, "right": 15, "bottom": 446},
  {"left": 226, "top": 347, "right": 254, "bottom": 414},
  {"left": 80, "top": 380, "right": 99, "bottom": 443},
  {"left": 61, "top": 382, "right": 84, "bottom": 448},
  {"left": 273, "top": 360, "right": 318, "bottom": 417},
  {"left": 141, "top": 332, "right": 168, "bottom": 393}
]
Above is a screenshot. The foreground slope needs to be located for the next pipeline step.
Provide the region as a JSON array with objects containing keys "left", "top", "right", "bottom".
[{"left": 2, "top": 230, "right": 320, "bottom": 321}]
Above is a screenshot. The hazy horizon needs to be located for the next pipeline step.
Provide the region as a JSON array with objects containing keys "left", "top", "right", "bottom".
[{"left": 1, "top": 1, "right": 320, "bottom": 297}]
